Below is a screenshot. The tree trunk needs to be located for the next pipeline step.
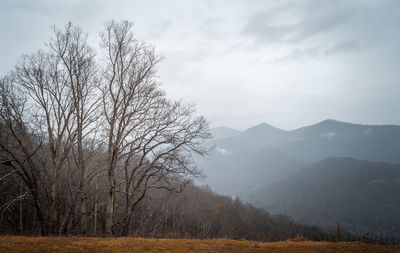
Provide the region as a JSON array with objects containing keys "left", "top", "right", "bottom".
[
  {"left": 92, "top": 177, "right": 99, "bottom": 235},
  {"left": 19, "top": 182, "right": 23, "bottom": 233},
  {"left": 105, "top": 163, "right": 115, "bottom": 236},
  {"left": 50, "top": 167, "right": 57, "bottom": 234},
  {"left": 105, "top": 188, "right": 114, "bottom": 235}
]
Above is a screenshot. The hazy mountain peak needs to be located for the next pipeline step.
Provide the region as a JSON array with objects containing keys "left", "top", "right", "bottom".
[
  {"left": 320, "top": 118, "right": 340, "bottom": 124},
  {"left": 315, "top": 119, "right": 353, "bottom": 127},
  {"left": 316, "top": 119, "right": 350, "bottom": 130},
  {"left": 293, "top": 119, "right": 357, "bottom": 135},
  {"left": 244, "top": 122, "right": 284, "bottom": 134}
]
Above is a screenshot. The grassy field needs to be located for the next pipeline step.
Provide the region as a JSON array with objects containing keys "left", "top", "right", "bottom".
[{"left": 0, "top": 236, "right": 399, "bottom": 253}]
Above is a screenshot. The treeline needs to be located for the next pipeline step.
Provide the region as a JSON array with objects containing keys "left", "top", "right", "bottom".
[
  {"left": 2, "top": 166, "right": 398, "bottom": 243},
  {"left": 1, "top": 166, "right": 331, "bottom": 241},
  {"left": 0, "top": 20, "right": 209, "bottom": 236}
]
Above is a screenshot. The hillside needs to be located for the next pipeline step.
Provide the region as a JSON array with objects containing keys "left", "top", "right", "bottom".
[
  {"left": 114, "top": 184, "right": 330, "bottom": 241},
  {"left": 250, "top": 157, "right": 400, "bottom": 238},
  {"left": 1, "top": 236, "right": 399, "bottom": 253}
]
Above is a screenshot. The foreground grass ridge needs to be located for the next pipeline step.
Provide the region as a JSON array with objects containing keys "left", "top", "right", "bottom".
[{"left": 0, "top": 236, "right": 399, "bottom": 253}]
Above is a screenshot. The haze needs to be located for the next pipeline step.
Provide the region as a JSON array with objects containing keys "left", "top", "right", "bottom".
[{"left": 1, "top": 0, "right": 399, "bottom": 129}]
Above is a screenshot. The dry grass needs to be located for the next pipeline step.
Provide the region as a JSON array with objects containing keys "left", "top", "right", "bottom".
[{"left": 0, "top": 236, "right": 399, "bottom": 253}]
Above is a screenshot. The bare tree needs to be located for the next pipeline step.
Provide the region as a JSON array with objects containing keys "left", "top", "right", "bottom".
[
  {"left": 117, "top": 100, "right": 210, "bottom": 235},
  {"left": 99, "top": 20, "right": 210, "bottom": 235},
  {"left": 15, "top": 47, "right": 77, "bottom": 234},
  {"left": 4, "top": 22, "right": 101, "bottom": 235},
  {"left": 0, "top": 75, "right": 46, "bottom": 235},
  {"left": 47, "top": 22, "right": 101, "bottom": 234}
]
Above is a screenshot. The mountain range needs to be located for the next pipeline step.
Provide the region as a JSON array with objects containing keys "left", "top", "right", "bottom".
[{"left": 197, "top": 119, "right": 400, "bottom": 237}]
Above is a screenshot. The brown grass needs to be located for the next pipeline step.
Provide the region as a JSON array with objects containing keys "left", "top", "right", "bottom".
[{"left": 0, "top": 236, "right": 399, "bottom": 253}]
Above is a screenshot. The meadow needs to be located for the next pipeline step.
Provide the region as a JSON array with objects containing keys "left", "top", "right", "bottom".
[{"left": 0, "top": 236, "right": 399, "bottom": 253}]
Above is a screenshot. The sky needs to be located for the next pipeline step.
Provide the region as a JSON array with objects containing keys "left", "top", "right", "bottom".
[{"left": 1, "top": 0, "right": 400, "bottom": 130}]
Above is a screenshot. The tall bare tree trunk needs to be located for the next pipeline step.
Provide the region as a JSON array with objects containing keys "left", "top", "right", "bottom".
[
  {"left": 92, "top": 178, "right": 98, "bottom": 235},
  {"left": 19, "top": 182, "right": 23, "bottom": 232},
  {"left": 105, "top": 186, "right": 114, "bottom": 235},
  {"left": 77, "top": 117, "right": 87, "bottom": 234},
  {"left": 105, "top": 160, "right": 115, "bottom": 235},
  {"left": 50, "top": 167, "right": 58, "bottom": 234}
]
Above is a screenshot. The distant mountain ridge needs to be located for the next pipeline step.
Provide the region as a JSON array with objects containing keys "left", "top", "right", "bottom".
[
  {"left": 208, "top": 119, "right": 400, "bottom": 165},
  {"left": 204, "top": 120, "right": 400, "bottom": 193},
  {"left": 198, "top": 119, "right": 400, "bottom": 238}
]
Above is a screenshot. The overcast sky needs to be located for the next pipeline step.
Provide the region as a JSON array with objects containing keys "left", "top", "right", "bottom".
[{"left": 1, "top": 0, "right": 400, "bottom": 130}]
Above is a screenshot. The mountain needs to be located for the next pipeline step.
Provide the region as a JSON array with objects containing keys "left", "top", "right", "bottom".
[
  {"left": 198, "top": 122, "right": 298, "bottom": 196},
  {"left": 197, "top": 119, "right": 400, "bottom": 237},
  {"left": 210, "top": 126, "right": 241, "bottom": 140},
  {"left": 250, "top": 157, "right": 400, "bottom": 238},
  {"left": 211, "top": 123, "right": 291, "bottom": 155},
  {"left": 287, "top": 119, "right": 400, "bottom": 163},
  {"left": 200, "top": 119, "right": 400, "bottom": 196}
]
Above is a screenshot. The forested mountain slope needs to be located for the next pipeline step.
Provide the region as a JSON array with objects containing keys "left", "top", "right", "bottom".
[{"left": 250, "top": 157, "right": 400, "bottom": 238}]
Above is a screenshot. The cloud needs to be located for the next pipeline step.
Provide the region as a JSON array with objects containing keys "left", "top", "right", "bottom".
[
  {"left": 241, "top": 0, "right": 355, "bottom": 45},
  {"left": 362, "top": 128, "right": 373, "bottom": 136},
  {"left": 216, "top": 147, "right": 231, "bottom": 155},
  {"left": 269, "top": 40, "right": 360, "bottom": 62},
  {"left": 268, "top": 46, "right": 321, "bottom": 62},
  {"left": 325, "top": 40, "right": 360, "bottom": 55},
  {"left": 240, "top": 0, "right": 399, "bottom": 59},
  {"left": 321, "top": 132, "right": 338, "bottom": 140}
]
